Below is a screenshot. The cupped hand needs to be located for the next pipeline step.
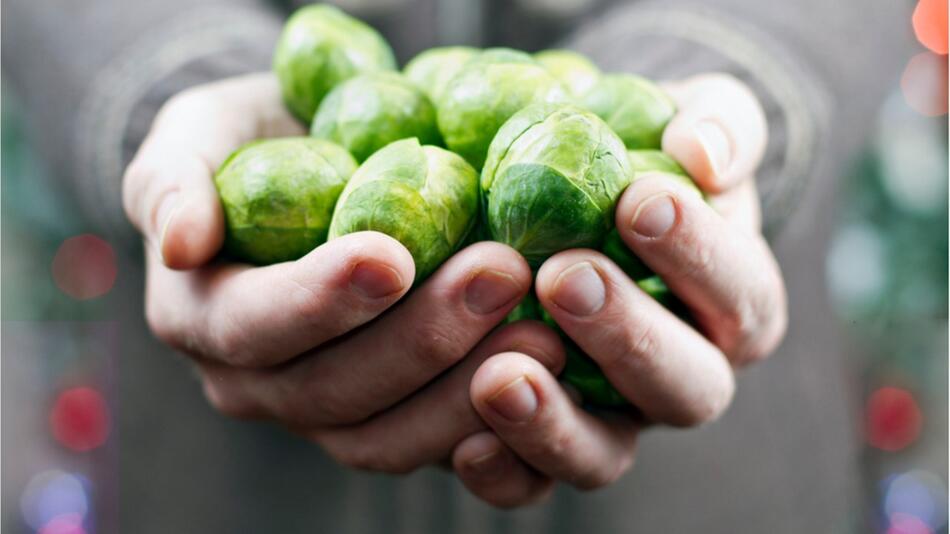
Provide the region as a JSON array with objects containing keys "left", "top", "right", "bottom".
[
  {"left": 122, "top": 73, "right": 558, "bottom": 473},
  {"left": 452, "top": 73, "right": 788, "bottom": 508}
]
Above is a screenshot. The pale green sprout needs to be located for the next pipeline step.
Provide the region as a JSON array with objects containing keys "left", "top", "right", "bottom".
[
  {"left": 481, "top": 104, "right": 633, "bottom": 266},
  {"left": 328, "top": 138, "right": 479, "bottom": 282},
  {"left": 581, "top": 73, "right": 676, "bottom": 149},
  {"left": 215, "top": 138, "right": 357, "bottom": 265},
  {"left": 535, "top": 49, "right": 601, "bottom": 97},
  {"left": 403, "top": 46, "right": 479, "bottom": 101},
  {"left": 311, "top": 72, "right": 441, "bottom": 162},
  {"left": 273, "top": 4, "right": 396, "bottom": 122},
  {"left": 436, "top": 48, "right": 571, "bottom": 169}
]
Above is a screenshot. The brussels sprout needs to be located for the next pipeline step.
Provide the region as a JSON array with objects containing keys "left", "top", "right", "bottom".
[
  {"left": 273, "top": 4, "right": 396, "bottom": 122},
  {"left": 328, "top": 138, "right": 479, "bottom": 282},
  {"left": 535, "top": 49, "right": 601, "bottom": 97},
  {"left": 403, "top": 46, "right": 479, "bottom": 101},
  {"left": 481, "top": 104, "right": 633, "bottom": 266},
  {"left": 602, "top": 149, "right": 703, "bottom": 280},
  {"left": 311, "top": 72, "right": 441, "bottom": 162},
  {"left": 437, "top": 49, "right": 571, "bottom": 169},
  {"left": 215, "top": 138, "right": 357, "bottom": 265},
  {"left": 581, "top": 74, "right": 676, "bottom": 149}
]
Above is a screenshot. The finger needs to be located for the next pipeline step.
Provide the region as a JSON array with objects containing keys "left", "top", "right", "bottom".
[
  {"left": 123, "top": 73, "right": 303, "bottom": 269},
  {"left": 303, "top": 321, "right": 564, "bottom": 474},
  {"left": 535, "top": 250, "right": 735, "bottom": 426},
  {"left": 453, "top": 432, "right": 554, "bottom": 508},
  {"left": 195, "top": 241, "right": 532, "bottom": 427},
  {"left": 145, "top": 231, "right": 415, "bottom": 368},
  {"left": 470, "top": 353, "right": 640, "bottom": 488},
  {"left": 661, "top": 73, "right": 767, "bottom": 194},
  {"left": 616, "top": 174, "right": 788, "bottom": 364},
  {"left": 708, "top": 175, "right": 762, "bottom": 234}
]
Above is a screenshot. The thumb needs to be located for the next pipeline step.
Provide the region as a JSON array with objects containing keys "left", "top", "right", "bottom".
[
  {"left": 123, "top": 74, "right": 304, "bottom": 270},
  {"left": 123, "top": 140, "right": 225, "bottom": 270}
]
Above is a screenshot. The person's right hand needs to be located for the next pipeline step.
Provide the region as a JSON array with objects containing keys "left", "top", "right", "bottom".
[{"left": 122, "top": 73, "right": 560, "bottom": 473}]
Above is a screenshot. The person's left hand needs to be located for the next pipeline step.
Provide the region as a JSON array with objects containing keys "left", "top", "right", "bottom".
[{"left": 450, "top": 73, "right": 788, "bottom": 507}]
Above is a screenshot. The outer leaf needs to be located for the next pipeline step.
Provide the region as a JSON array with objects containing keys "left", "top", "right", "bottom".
[
  {"left": 215, "top": 138, "right": 357, "bottom": 264},
  {"left": 311, "top": 72, "right": 441, "bottom": 162},
  {"left": 329, "top": 138, "right": 479, "bottom": 282},
  {"left": 273, "top": 4, "right": 396, "bottom": 122}
]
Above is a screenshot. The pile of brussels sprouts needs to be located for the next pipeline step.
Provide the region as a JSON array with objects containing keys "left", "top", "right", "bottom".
[{"left": 215, "top": 4, "right": 702, "bottom": 407}]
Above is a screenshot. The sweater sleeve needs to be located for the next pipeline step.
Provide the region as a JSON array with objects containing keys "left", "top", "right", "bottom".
[
  {"left": 2, "top": 0, "right": 286, "bottom": 245},
  {"left": 562, "top": 0, "right": 912, "bottom": 234}
]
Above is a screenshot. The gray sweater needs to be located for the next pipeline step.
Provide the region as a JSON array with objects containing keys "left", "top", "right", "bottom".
[{"left": 2, "top": 0, "right": 914, "bottom": 532}]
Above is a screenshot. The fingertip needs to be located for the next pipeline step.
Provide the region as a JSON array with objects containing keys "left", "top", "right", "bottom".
[
  {"left": 453, "top": 432, "right": 554, "bottom": 508},
  {"left": 615, "top": 173, "right": 707, "bottom": 246},
  {"left": 452, "top": 431, "right": 508, "bottom": 475},
  {"left": 318, "top": 231, "right": 417, "bottom": 295},
  {"left": 662, "top": 116, "right": 736, "bottom": 194},
  {"left": 491, "top": 321, "right": 567, "bottom": 374},
  {"left": 160, "top": 195, "right": 225, "bottom": 270},
  {"left": 458, "top": 240, "right": 533, "bottom": 287},
  {"left": 471, "top": 352, "right": 548, "bottom": 403}
]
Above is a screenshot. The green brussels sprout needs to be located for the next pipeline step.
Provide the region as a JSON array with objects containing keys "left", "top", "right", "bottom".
[
  {"left": 581, "top": 74, "right": 676, "bottom": 149},
  {"left": 215, "top": 138, "right": 357, "bottom": 265},
  {"left": 466, "top": 47, "right": 537, "bottom": 65},
  {"left": 310, "top": 72, "right": 441, "bottom": 162},
  {"left": 273, "top": 4, "right": 397, "bottom": 122},
  {"left": 481, "top": 104, "right": 634, "bottom": 267},
  {"left": 560, "top": 149, "right": 700, "bottom": 407},
  {"left": 437, "top": 49, "right": 572, "bottom": 169},
  {"left": 534, "top": 49, "right": 601, "bottom": 97},
  {"left": 328, "top": 138, "right": 479, "bottom": 282},
  {"left": 403, "top": 46, "right": 479, "bottom": 101}
]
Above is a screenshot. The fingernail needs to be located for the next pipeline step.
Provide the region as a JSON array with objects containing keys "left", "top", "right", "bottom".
[
  {"left": 631, "top": 194, "right": 676, "bottom": 238},
  {"left": 155, "top": 191, "right": 181, "bottom": 248},
  {"left": 487, "top": 376, "right": 538, "bottom": 423},
  {"left": 466, "top": 450, "right": 506, "bottom": 477},
  {"left": 695, "top": 120, "right": 731, "bottom": 176},
  {"left": 551, "top": 262, "right": 605, "bottom": 316},
  {"left": 465, "top": 270, "right": 522, "bottom": 315},
  {"left": 350, "top": 262, "right": 405, "bottom": 299}
]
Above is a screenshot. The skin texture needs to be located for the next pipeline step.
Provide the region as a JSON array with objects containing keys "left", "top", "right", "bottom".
[
  {"left": 436, "top": 49, "right": 572, "bottom": 169},
  {"left": 273, "top": 4, "right": 396, "bottom": 122},
  {"left": 534, "top": 49, "right": 601, "bottom": 97},
  {"left": 122, "top": 72, "right": 785, "bottom": 510},
  {"left": 310, "top": 72, "right": 441, "bottom": 162},
  {"left": 561, "top": 150, "right": 701, "bottom": 405},
  {"left": 582, "top": 74, "right": 677, "bottom": 149},
  {"left": 403, "top": 46, "right": 479, "bottom": 101},
  {"left": 214, "top": 138, "right": 356, "bottom": 264},
  {"left": 481, "top": 104, "right": 633, "bottom": 266},
  {"left": 328, "top": 138, "right": 479, "bottom": 282}
]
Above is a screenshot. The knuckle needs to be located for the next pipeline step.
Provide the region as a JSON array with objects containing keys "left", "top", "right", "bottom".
[
  {"left": 200, "top": 377, "right": 256, "bottom": 419},
  {"left": 406, "top": 320, "right": 467, "bottom": 370},
  {"left": 279, "top": 377, "right": 364, "bottom": 428},
  {"left": 673, "top": 382, "right": 735, "bottom": 428},
  {"left": 677, "top": 235, "right": 716, "bottom": 280},
  {"left": 328, "top": 439, "right": 416, "bottom": 475}
]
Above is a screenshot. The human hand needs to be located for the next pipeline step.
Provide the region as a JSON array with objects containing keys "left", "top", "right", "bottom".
[
  {"left": 451, "top": 74, "right": 788, "bottom": 507},
  {"left": 122, "top": 73, "right": 558, "bottom": 472}
]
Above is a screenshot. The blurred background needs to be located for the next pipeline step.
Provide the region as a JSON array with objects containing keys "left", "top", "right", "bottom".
[{"left": 2, "top": 0, "right": 947, "bottom": 533}]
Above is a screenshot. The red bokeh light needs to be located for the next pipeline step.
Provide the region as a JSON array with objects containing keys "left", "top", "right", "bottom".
[
  {"left": 912, "top": 0, "right": 948, "bottom": 55},
  {"left": 51, "top": 234, "right": 117, "bottom": 300},
  {"left": 887, "top": 513, "right": 934, "bottom": 534},
  {"left": 49, "top": 387, "right": 110, "bottom": 452},
  {"left": 39, "top": 514, "right": 86, "bottom": 534},
  {"left": 866, "top": 387, "right": 923, "bottom": 452}
]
